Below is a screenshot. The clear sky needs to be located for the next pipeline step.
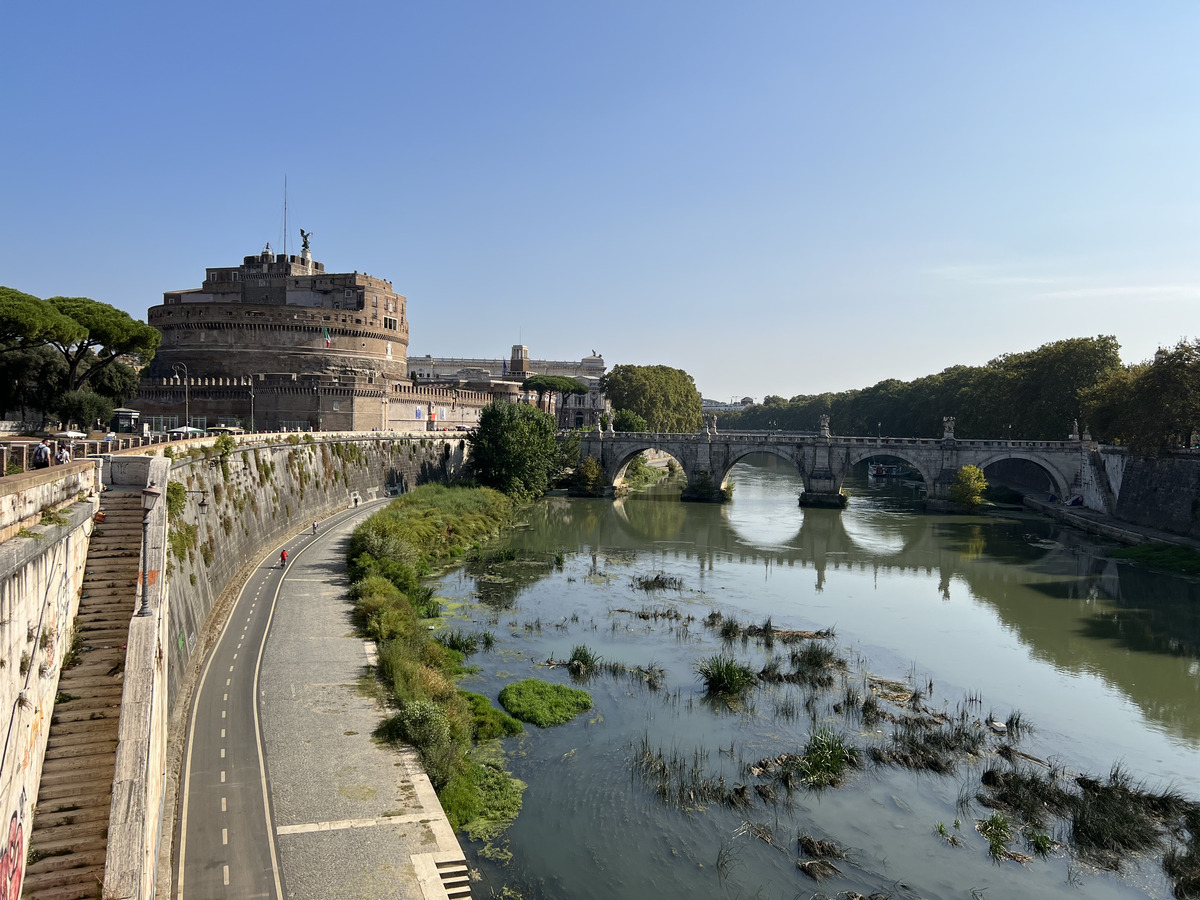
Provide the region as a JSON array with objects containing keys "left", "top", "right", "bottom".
[{"left": 3, "top": 2, "right": 1197, "bottom": 403}]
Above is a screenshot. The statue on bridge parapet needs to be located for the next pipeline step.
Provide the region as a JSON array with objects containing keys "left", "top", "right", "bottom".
[
  {"left": 942, "top": 416, "right": 956, "bottom": 440},
  {"left": 819, "top": 415, "right": 830, "bottom": 438}
]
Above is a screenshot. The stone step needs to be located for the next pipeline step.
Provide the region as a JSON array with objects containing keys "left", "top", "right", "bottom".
[
  {"left": 50, "top": 708, "right": 120, "bottom": 727},
  {"left": 42, "top": 737, "right": 118, "bottom": 760},
  {"left": 33, "top": 785, "right": 112, "bottom": 808},
  {"left": 38, "top": 761, "right": 117, "bottom": 784},
  {"left": 17, "top": 879, "right": 103, "bottom": 900},
  {"left": 24, "top": 831, "right": 107, "bottom": 856},
  {"left": 24, "top": 497, "right": 144, "bottom": 900},
  {"left": 30, "top": 803, "right": 110, "bottom": 828},
  {"left": 22, "top": 858, "right": 106, "bottom": 891}
]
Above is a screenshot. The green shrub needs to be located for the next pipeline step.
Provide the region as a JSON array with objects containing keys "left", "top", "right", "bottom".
[
  {"left": 397, "top": 699, "right": 451, "bottom": 750},
  {"left": 498, "top": 679, "right": 593, "bottom": 727}
]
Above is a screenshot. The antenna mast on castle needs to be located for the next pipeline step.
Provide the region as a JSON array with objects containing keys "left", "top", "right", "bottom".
[{"left": 282, "top": 175, "right": 288, "bottom": 258}]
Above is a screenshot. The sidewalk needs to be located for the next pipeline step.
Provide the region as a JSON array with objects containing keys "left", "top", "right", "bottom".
[
  {"left": 259, "top": 524, "right": 471, "bottom": 899},
  {"left": 1025, "top": 497, "right": 1200, "bottom": 552}
]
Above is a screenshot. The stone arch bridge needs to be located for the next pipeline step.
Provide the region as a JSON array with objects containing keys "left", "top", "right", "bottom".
[{"left": 580, "top": 419, "right": 1109, "bottom": 510}]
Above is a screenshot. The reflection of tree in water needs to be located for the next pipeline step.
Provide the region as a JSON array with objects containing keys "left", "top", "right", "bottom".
[
  {"left": 1076, "top": 563, "right": 1200, "bottom": 660},
  {"left": 613, "top": 494, "right": 687, "bottom": 542},
  {"left": 465, "top": 554, "right": 556, "bottom": 611}
]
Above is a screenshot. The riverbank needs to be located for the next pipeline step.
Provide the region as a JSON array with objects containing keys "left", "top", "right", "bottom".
[{"left": 346, "top": 485, "right": 529, "bottom": 840}]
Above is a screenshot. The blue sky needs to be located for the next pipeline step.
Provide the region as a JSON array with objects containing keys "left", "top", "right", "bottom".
[{"left": 3, "top": 2, "right": 1198, "bottom": 403}]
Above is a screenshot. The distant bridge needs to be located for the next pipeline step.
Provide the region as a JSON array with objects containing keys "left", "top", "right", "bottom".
[{"left": 581, "top": 417, "right": 1111, "bottom": 509}]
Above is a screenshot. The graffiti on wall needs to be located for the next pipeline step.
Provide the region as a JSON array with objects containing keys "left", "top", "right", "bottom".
[{"left": 0, "top": 789, "right": 26, "bottom": 898}]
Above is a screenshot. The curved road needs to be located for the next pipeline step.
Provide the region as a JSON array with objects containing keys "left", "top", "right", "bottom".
[{"left": 174, "top": 502, "right": 465, "bottom": 899}]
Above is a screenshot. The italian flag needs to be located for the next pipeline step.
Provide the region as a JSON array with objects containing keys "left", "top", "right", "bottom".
[{"left": 323, "top": 327, "right": 331, "bottom": 348}]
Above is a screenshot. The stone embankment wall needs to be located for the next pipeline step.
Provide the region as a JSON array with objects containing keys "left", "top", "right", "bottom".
[
  {"left": 1111, "top": 452, "right": 1200, "bottom": 539},
  {"left": 161, "top": 433, "right": 467, "bottom": 711},
  {"left": 0, "top": 465, "right": 100, "bottom": 896}
]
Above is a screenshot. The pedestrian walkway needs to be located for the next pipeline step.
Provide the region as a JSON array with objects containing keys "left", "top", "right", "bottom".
[
  {"left": 1025, "top": 497, "right": 1200, "bottom": 552},
  {"left": 258, "top": 518, "right": 470, "bottom": 899}
]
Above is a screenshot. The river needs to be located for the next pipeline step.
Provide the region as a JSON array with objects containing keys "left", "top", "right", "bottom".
[{"left": 433, "top": 455, "right": 1200, "bottom": 899}]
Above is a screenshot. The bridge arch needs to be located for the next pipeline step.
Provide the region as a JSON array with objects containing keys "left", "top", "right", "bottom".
[
  {"left": 845, "top": 447, "right": 939, "bottom": 495},
  {"left": 710, "top": 446, "right": 806, "bottom": 491},
  {"left": 603, "top": 442, "right": 685, "bottom": 488},
  {"left": 973, "top": 451, "right": 1072, "bottom": 499}
]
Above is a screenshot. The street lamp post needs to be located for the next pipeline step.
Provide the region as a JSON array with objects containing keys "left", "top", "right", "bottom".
[
  {"left": 248, "top": 375, "right": 255, "bottom": 433},
  {"left": 137, "top": 481, "right": 162, "bottom": 617},
  {"left": 172, "top": 363, "right": 189, "bottom": 432}
]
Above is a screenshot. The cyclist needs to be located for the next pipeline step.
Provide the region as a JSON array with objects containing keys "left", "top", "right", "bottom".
[
  {"left": 280, "top": 549, "right": 288, "bottom": 568},
  {"left": 312, "top": 520, "right": 318, "bottom": 535}
]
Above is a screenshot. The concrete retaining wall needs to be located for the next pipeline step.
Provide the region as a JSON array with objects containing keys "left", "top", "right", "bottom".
[{"left": 0, "top": 497, "right": 96, "bottom": 895}]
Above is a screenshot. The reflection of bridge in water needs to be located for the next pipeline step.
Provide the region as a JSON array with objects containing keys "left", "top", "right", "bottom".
[
  {"left": 521, "top": 487, "right": 1200, "bottom": 746},
  {"left": 581, "top": 417, "right": 1119, "bottom": 510}
]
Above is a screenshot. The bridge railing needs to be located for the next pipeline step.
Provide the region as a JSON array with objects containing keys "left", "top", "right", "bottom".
[{"left": 580, "top": 430, "right": 1085, "bottom": 451}]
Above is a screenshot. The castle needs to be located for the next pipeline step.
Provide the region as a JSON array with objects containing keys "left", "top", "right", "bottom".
[{"left": 134, "top": 242, "right": 606, "bottom": 432}]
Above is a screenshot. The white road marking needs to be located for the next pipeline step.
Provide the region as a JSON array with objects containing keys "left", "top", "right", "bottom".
[
  {"left": 220, "top": 771, "right": 226, "bottom": 783},
  {"left": 222, "top": 828, "right": 228, "bottom": 845},
  {"left": 223, "top": 865, "right": 229, "bottom": 886},
  {"left": 221, "top": 748, "right": 226, "bottom": 758},
  {"left": 223, "top": 693, "right": 228, "bottom": 701},
  {"left": 226, "top": 679, "right": 230, "bottom": 686},
  {"left": 222, "top": 797, "right": 227, "bottom": 812},
  {"left": 222, "top": 710, "right": 226, "bottom": 718},
  {"left": 221, "top": 729, "right": 225, "bottom": 738},
  {"left": 276, "top": 814, "right": 430, "bottom": 834}
]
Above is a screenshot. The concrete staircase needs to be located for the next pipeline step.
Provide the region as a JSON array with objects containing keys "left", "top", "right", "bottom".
[{"left": 23, "top": 493, "right": 143, "bottom": 900}]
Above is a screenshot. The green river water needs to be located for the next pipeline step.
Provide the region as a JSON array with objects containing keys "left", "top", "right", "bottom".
[{"left": 435, "top": 455, "right": 1200, "bottom": 899}]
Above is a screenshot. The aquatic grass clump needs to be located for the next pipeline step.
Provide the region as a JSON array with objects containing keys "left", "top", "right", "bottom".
[
  {"left": 436, "top": 628, "right": 485, "bottom": 655},
  {"left": 785, "top": 727, "right": 861, "bottom": 789},
  {"left": 977, "top": 811, "right": 1014, "bottom": 860},
  {"left": 498, "top": 678, "right": 593, "bottom": 727},
  {"left": 631, "top": 736, "right": 729, "bottom": 810},
  {"left": 567, "top": 644, "right": 603, "bottom": 678},
  {"left": 1164, "top": 809, "right": 1200, "bottom": 900},
  {"left": 696, "top": 654, "right": 757, "bottom": 695},
  {"left": 633, "top": 572, "right": 684, "bottom": 591},
  {"left": 869, "top": 707, "right": 985, "bottom": 774},
  {"left": 719, "top": 617, "right": 742, "bottom": 641},
  {"left": 788, "top": 640, "right": 844, "bottom": 687},
  {"left": 1071, "top": 765, "right": 1173, "bottom": 863},
  {"left": 979, "top": 766, "right": 1074, "bottom": 829}
]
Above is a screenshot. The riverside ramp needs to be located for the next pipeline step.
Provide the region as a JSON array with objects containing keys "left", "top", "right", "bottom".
[{"left": 174, "top": 504, "right": 469, "bottom": 899}]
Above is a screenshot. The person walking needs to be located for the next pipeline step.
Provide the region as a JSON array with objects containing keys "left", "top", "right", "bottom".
[
  {"left": 312, "top": 521, "right": 318, "bottom": 535},
  {"left": 55, "top": 445, "right": 71, "bottom": 465},
  {"left": 32, "top": 439, "right": 51, "bottom": 470}
]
